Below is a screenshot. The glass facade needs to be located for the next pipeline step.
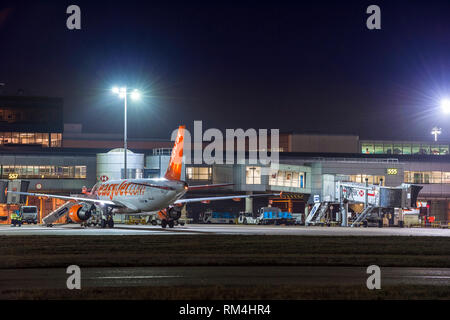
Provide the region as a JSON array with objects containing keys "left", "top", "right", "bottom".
[
  {"left": 0, "top": 132, "right": 61, "bottom": 147},
  {"left": 347, "top": 174, "right": 385, "bottom": 185},
  {"left": 361, "top": 141, "right": 449, "bottom": 155},
  {"left": 404, "top": 171, "right": 450, "bottom": 184},
  {"left": 269, "top": 170, "right": 305, "bottom": 188},
  {"left": 186, "top": 167, "right": 212, "bottom": 180},
  {"left": 1, "top": 165, "right": 86, "bottom": 179}
]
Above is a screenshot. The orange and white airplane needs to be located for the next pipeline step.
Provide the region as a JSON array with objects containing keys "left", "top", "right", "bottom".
[{"left": 8, "top": 125, "right": 279, "bottom": 228}]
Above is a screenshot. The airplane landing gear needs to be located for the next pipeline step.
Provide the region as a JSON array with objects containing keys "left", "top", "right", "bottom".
[
  {"left": 101, "top": 206, "right": 114, "bottom": 229},
  {"left": 161, "top": 219, "right": 175, "bottom": 228},
  {"left": 159, "top": 207, "right": 181, "bottom": 229},
  {"left": 107, "top": 218, "right": 114, "bottom": 228}
]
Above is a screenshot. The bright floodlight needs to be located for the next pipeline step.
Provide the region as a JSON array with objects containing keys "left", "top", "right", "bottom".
[
  {"left": 130, "top": 89, "right": 141, "bottom": 100},
  {"left": 112, "top": 87, "right": 119, "bottom": 94},
  {"left": 441, "top": 99, "right": 450, "bottom": 114}
]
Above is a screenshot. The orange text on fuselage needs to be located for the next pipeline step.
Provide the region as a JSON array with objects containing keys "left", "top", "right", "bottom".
[{"left": 97, "top": 181, "right": 146, "bottom": 200}]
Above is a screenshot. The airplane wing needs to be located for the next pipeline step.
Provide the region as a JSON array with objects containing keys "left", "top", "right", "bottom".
[
  {"left": 175, "top": 193, "right": 280, "bottom": 204},
  {"left": 187, "top": 183, "right": 234, "bottom": 191},
  {"left": 7, "top": 191, "right": 117, "bottom": 206}
]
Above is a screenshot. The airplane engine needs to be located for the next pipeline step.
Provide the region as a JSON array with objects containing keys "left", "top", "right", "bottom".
[{"left": 68, "top": 203, "right": 94, "bottom": 223}]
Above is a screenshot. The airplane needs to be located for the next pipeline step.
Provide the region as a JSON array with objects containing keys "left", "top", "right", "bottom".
[{"left": 8, "top": 125, "right": 279, "bottom": 228}]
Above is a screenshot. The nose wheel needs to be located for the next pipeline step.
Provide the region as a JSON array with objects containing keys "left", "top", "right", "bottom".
[
  {"left": 161, "top": 219, "right": 175, "bottom": 228},
  {"left": 101, "top": 206, "right": 114, "bottom": 228}
]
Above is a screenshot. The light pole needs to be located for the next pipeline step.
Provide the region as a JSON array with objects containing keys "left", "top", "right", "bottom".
[{"left": 112, "top": 86, "right": 141, "bottom": 179}]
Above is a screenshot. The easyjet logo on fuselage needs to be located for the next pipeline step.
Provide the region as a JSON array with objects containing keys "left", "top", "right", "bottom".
[{"left": 97, "top": 181, "right": 145, "bottom": 200}]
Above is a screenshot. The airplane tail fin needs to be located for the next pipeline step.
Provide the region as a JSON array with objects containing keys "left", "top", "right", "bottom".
[{"left": 164, "top": 125, "right": 185, "bottom": 181}]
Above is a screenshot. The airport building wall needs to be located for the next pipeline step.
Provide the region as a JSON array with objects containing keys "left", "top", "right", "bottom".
[{"left": 2, "top": 148, "right": 450, "bottom": 223}]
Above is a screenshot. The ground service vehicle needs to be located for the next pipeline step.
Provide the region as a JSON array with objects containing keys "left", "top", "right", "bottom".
[
  {"left": 20, "top": 206, "right": 38, "bottom": 224},
  {"left": 238, "top": 212, "right": 261, "bottom": 224},
  {"left": 258, "top": 207, "right": 296, "bottom": 225},
  {"left": 203, "top": 211, "right": 237, "bottom": 224}
]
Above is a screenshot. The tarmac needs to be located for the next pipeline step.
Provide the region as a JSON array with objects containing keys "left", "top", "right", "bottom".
[{"left": 0, "top": 223, "right": 449, "bottom": 236}]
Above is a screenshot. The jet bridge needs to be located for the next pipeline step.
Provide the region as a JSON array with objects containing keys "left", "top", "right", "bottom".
[{"left": 306, "top": 180, "right": 422, "bottom": 227}]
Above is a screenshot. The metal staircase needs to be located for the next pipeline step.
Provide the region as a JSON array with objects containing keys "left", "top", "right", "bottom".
[
  {"left": 305, "top": 202, "right": 329, "bottom": 226},
  {"left": 351, "top": 205, "right": 374, "bottom": 228},
  {"left": 42, "top": 202, "right": 74, "bottom": 225}
]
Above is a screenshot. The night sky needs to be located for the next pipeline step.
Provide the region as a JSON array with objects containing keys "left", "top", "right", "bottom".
[{"left": 1, "top": 0, "right": 450, "bottom": 141}]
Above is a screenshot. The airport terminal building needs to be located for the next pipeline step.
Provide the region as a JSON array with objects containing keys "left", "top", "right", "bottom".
[{"left": 1, "top": 96, "right": 450, "bottom": 224}]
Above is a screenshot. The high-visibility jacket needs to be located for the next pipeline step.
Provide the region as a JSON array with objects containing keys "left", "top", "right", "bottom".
[{"left": 11, "top": 213, "right": 21, "bottom": 221}]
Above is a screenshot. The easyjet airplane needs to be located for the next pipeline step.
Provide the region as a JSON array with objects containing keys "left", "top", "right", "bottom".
[{"left": 8, "top": 125, "right": 278, "bottom": 228}]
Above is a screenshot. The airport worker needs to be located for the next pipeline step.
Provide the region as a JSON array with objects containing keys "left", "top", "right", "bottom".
[
  {"left": 11, "top": 211, "right": 18, "bottom": 227},
  {"left": 16, "top": 210, "right": 22, "bottom": 227}
]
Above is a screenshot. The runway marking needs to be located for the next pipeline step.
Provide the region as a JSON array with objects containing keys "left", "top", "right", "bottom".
[{"left": 114, "top": 226, "right": 214, "bottom": 234}]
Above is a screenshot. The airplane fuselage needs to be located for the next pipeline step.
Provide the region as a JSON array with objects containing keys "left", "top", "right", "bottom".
[{"left": 95, "top": 178, "right": 188, "bottom": 212}]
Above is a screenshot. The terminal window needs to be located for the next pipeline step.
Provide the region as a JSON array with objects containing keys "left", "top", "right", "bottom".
[
  {"left": 0, "top": 132, "right": 61, "bottom": 147},
  {"left": 269, "top": 170, "right": 305, "bottom": 188},
  {"left": 404, "top": 171, "right": 450, "bottom": 184},
  {"left": 246, "top": 166, "right": 261, "bottom": 184},
  {"left": 186, "top": 167, "right": 212, "bottom": 180},
  {"left": 348, "top": 174, "right": 385, "bottom": 185},
  {"left": 1, "top": 165, "right": 87, "bottom": 179},
  {"left": 361, "top": 142, "right": 449, "bottom": 155}
]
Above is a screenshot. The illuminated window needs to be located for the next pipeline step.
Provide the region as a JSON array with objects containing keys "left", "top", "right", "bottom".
[
  {"left": 348, "top": 174, "right": 385, "bottom": 185},
  {"left": 393, "top": 144, "right": 402, "bottom": 154},
  {"left": 0, "top": 132, "right": 59, "bottom": 147},
  {"left": 431, "top": 171, "right": 442, "bottom": 183},
  {"left": 269, "top": 170, "right": 305, "bottom": 188},
  {"left": 12, "top": 132, "right": 19, "bottom": 144},
  {"left": 383, "top": 144, "right": 393, "bottom": 154},
  {"left": 51, "top": 133, "right": 62, "bottom": 147},
  {"left": 443, "top": 172, "right": 450, "bottom": 184},
  {"left": 402, "top": 144, "right": 411, "bottom": 155},
  {"left": 186, "top": 167, "right": 212, "bottom": 180},
  {"left": 431, "top": 145, "right": 440, "bottom": 155},
  {"left": 412, "top": 144, "right": 421, "bottom": 155},
  {"left": 1, "top": 165, "right": 86, "bottom": 179},
  {"left": 75, "top": 166, "right": 87, "bottom": 178},
  {"left": 439, "top": 145, "right": 449, "bottom": 155},
  {"left": 374, "top": 144, "right": 383, "bottom": 154},
  {"left": 246, "top": 166, "right": 261, "bottom": 184},
  {"left": 361, "top": 143, "right": 374, "bottom": 154},
  {"left": 420, "top": 145, "right": 430, "bottom": 154},
  {"left": 404, "top": 171, "right": 450, "bottom": 184}
]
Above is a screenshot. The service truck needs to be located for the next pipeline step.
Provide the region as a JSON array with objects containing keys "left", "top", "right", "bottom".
[
  {"left": 238, "top": 212, "right": 261, "bottom": 225},
  {"left": 202, "top": 210, "right": 237, "bottom": 224},
  {"left": 258, "top": 207, "right": 296, "bottom": 225},
  {"left": 20, "top": 206, "right": 38, "bottom": 224}
]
